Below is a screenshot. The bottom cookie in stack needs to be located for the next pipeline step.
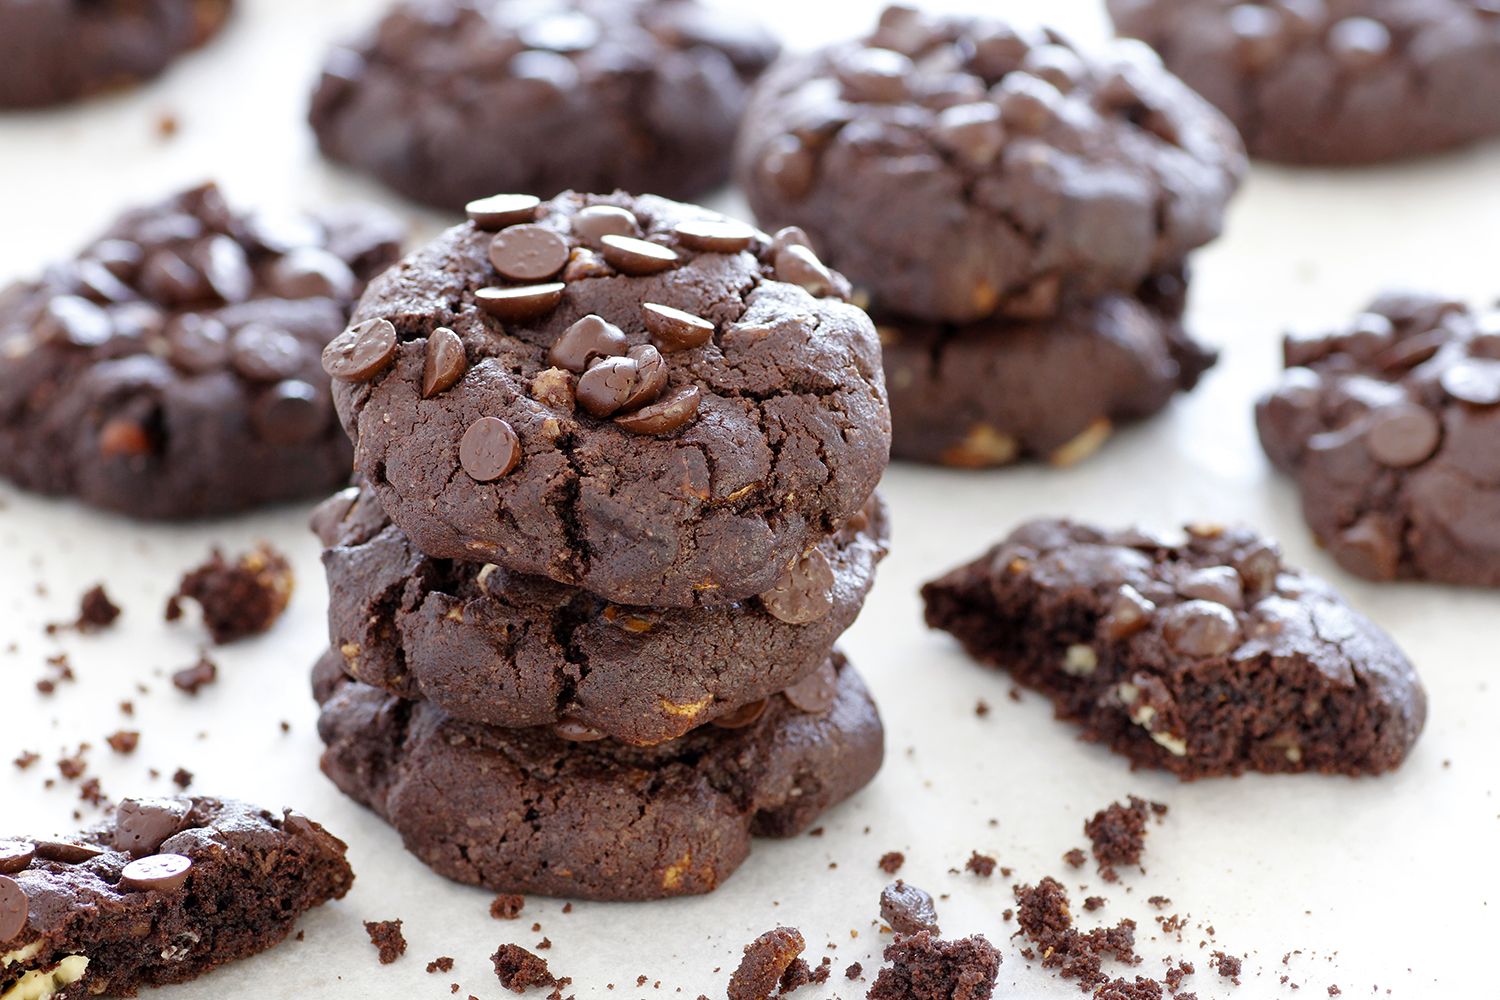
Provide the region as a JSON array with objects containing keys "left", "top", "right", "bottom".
[
  {"left": 312, "top": 648, "right": 883, "bottom": 901},
  {"left": 879, "top": 274, "right": 1217, "bottom": 468}
]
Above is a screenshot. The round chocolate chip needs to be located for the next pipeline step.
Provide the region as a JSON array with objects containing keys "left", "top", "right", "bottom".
[
  {"left": 760, "top": 548, "right": 836, "bottom": 624},
  {"left": 1440, "top": 359, "right": 1500, "bottom": 406},
  {"left": 1161, "top": 601, "right": 1241, "bottom": 658},
  {"left": 322, "top": 318, "right": 398, "bottom": 382},
  {"left": 32, "top": 840, "right": 103, "bottom": 864},
  {"left": 548, "top": 314, "right": 628, "bottom": 373},
  {"left": 932, "top": 102, "right": 1006, "bottom": 167},
  {"left": 600, "top": 235, "right": 679, "bottom": 276},
  {"left": 620, "top": 344, "right": 667, "bottom": 411},
  {"left": 266, "top": 247, "right": 357, "bottom": 301},
  {"left": 614, "top": 385, "right": 701, "bottom": 435},
  {"left": 165, "top": 314, "right": 231, "bottom": 373},
  {"left": 672, "top": 219, "right": 756, "bottom": 254},
  {"left": 554, "top": 718, "right": 607, "bottom": 742},
  {"left": 1327, "top": 16, "right": 1390, "bottom": 69},
  {"left": 1365, "top": 402, "right": 1441, "bottom": 467},
  {"left": 642, "top": 302, "right": 714, "bottom": 352},
  {"left": 995, "top": 73, "right": 1061, "bottom": 133},
  {"left": 712, "top": 699, "right": 769, "bottom": 730},
  {"left": 572, "top": 205, "right": 641, "bottom": 245},
  {"left": 194, "top": 235, "right": 254, "bottom": 304},
  {"left": 119, "top": 853, "right": 193, "bottom": 892},
  {"left": 1176, "top": 566, "right": 1245, "bottom": 609},
  {"left": 783, "top": 659, "right": 838, "bottom": 713},
  {"left": 139, "top": 248, "right": 210, "bottom": 306},
  {"left": 114, "top": 797, "right": 190, "bottom": 856},
  {"left": 252, "top": 380, "right": 327, "bottom": 445},
  {"left": 1099, "top": 585, "right": 1155, "bottom": 641},
  {"left": 422, "top": 327, "right": 468, "bottom": 398},
  {"left": 231, "top": 324, "right": 305, "bottom": 382},
  {"left": 466, "top": 193, "right": 541, "bottom": 231},
  {"left": 475, "top": 283, "right": 565, "bottom": 323},
  {"left": 459, "top": 417, "right": 521, "bottom": 482},
  {"left": 489, "top": 225, "right": 569, "bottom": 282},
  {"left": 773, "top": 245, "right": 838, "bottom": 296},
  {"left": 837, "top": 47, "right": 914, "bottom": 103},
  {"left": 576, "top": 356, "right": 641, "bottom": 418},
  {"left": 0, "top": 842, "right": 34, "bottom": 876},
  {"left": 36, "top": 295, "right": 113, "bottom": 348},
  {"left": 0, "top": 875, "right": 26, "bottom": 943}
]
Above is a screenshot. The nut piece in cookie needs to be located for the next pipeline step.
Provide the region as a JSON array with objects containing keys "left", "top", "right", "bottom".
[{"left": 922, "top": 519, "right": 1426, "bottom": 777}]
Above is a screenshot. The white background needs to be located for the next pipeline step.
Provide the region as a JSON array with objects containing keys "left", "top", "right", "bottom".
[{"left": 2, "top": 1, "right": 1497, "bottom": 997}]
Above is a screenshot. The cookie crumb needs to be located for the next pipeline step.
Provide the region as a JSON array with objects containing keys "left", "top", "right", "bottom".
[
  {"left": 867, "top": 931, "right": 1000, "bottom": 1000},
  {"left": 964, "top": 851, "right": 996, "bottom": 877},
  {"left": 165, "top": 544, "right": 293, "bottom": 644},
  {"left": 49, "top": 584, "right": 122, "bottom": 634},
  {"left": 105, "top": 730, "right": 140, "bottom": 754},
  {"left": 492, "top": 944, "right": 557, "bottom": 993},
  {"left": 492, "top": 894, "right": 526, "bottom": 920},
  {"left": 171, "top": 767, "right": 194, "bottom": 789},
  {"left": 844, "top": 962, "right": 863, "bottom": 981},
  {"left": 880, "top": 880, "right": 940, "bottom": 935},
  {"left": 878, "top": 851, "right": 905, "bottom": 874},
  {"left": 364, "top": 920, "right": 407, "bottom": 964},
  {"left": 1209, "top": 951, "right": 1241, "bottom": 984},
  {"left": 1014, "top": 877, "right": 1138, "bottom": 991},
  {"left": 428, "top": 957, "right": 455, "bottom": 974},
  {"left": 171, "top": 656, "right": 218, "bottom": 695},
  {"left": 727, "top": 927, "right": 804, "bottom": 1000},
  {"left": 1085, "top": 796, "right": 1164, "bottom": 882}
]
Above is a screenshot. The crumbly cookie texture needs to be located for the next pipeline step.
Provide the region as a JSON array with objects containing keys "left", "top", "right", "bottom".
[
  {"left": 309, "top": 0, "right": 779, "bottom": 209},
  {"left": 922, "top": 519, "right": 1426, "bottom": 778},
  {"left": 312, "top": 647, "right": 883, "bottom": 901},
  {"left": 0, "top": 182, "right": 402, "bottom": 519},
  {"left": 736, "top": 4, "right": 1245, "bottom": 323},
  {"left": 0, "top": 797, "right": 352, "bottom": 999},
  {"left": 1109, "top": 0, "right": 1500, "bottom": 164},
  {"left": 329, "top": 190, "right": 889, "bottom": 609}
]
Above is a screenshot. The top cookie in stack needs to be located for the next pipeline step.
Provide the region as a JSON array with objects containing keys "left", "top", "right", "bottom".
[
  {"left": 311, "top": 190, "right": 892, "bottom": 900},
  {"left": 736, "top": 5, "right": 1246, "bottom": 468}
]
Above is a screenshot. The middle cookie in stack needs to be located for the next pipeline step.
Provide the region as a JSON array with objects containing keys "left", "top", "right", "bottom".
[
  {"left": 736, "top": 5, "right": 1247, "bottom": 468},
  {"left": 311, "top": 191, "right": 892, "bottom": 901}
]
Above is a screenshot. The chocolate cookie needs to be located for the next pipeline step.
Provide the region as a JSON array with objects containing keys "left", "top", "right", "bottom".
[
  {"left": 0, "top": 797, "right": 352, "bottom": 998},
  {"left": 314, "top": 483, "right": 888, "bottom": 745},
  {"left": 1109, "top": 0, "right": 1500, "bottom": 164},
  {"left": 0, "top": 0, "right": 232, "bottom": 109},
  {"left": 1257, "top": 293, "right": 1500, "bottom": 586},
  {"left": 328, "top": 191, "right": 889, "bottom": 608},
  {"left": 309, "top": 0, "right": 778, "bottom": 210},
  {"left": 313, "top": 647, "right": 883, "bottom": 901},
  {"left": 0, "top": 183, "right": 402, "bottom": 520},
  {"left": 881, "top": 272, "right": 1215, "bottom": 467},
  {"left": 734, "top": 5, "right": 1245, "bottom": 324},
  {"left": 922, "top": 520, "right": 1426, "bottom": 778}
]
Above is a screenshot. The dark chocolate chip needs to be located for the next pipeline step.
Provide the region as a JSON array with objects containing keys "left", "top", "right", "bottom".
[
  {"left": 599, "top": 235, "right": 679, "bottom": 275},
  {"left": 761, "top": 548, "right": 836, "bottom": 624},
  {"left": 1365, "top": 403, "right": 1441, "bottom": 467},
  {"left": 466, "top": 194, "right": 541, "bottom": 231},
  {"left": 572, "top": 205, "right": 641, "bottom": 245},
  {"left": 933, "top": 102, "right": 1006, "bottom": 167},
  {"left": 880, "top": 880, "right": 940, "bottom": 935},
  {"left": 1176, "top": 566, "right": 1245, "bottom": 609},
  {"left": 252, "top": 380, "right": 326, "bottom": 445},
  {"left": 32, "top": 840, "right": 103, "bottom": 864},
  {"left": 548, "top": 314, "right": 628, "bottom": 373},
  {"left": 773, "top": 245, "right": 837, "bottom": 296},
  {"left": 672, "top": 219, "right": 756, "bottom": 254},
  {"left": 489, "top": 225, "right": 569, "bottom": 282},
  {"left": 554, "top": 718, "right": 607, "bottom": 742},
  {"left": 0, "top": 875, "right": 25, "bottom": 943},
  {"left": 642, "top": 302, "right": 714, "bottom": 352},
  {"left": 712, "top": 699, "right": 769, "bottom": 730},
  {"left": 459, "top": 417, "right": 521, "bottom": 482},
  {"left": 1327, "top": 17, "right": 1390, "bottom": 69},
  {"left": 266, "top": 247, "right": 357, "bottom": 300},
  {"left": 422, "top": 327, "right": 468, "bottom": 398},
  {"left": 322, "top": 318, "right": 398, "bottom": 382},
  {"left": 1161, "top": 601, "right": 1241, "bottom": 658},
  {"left": 783, "top": 658, "right": 838, "bottom": 713},
  {"left": 36, "top": 295, "right": 113, "bottom": 347},
  {"left": 613, "top": 385, "right": 701, "bottom": 435},
  {"left": 0, "top": 842, "right": 34, "bottom": 876},
  {"left": 139, "top": 249, "right": 210, "bottom": 306},
  {"left": 114, "top": 797, "right": 190, "bottom": 856},
  {"left": 620, "top": 344, "right": 667, "bottom": 411},
  {"left": 194, "top": 235, "right": 254, "bottom": 304},
  {"left": 119, "top": 853, "right": 193, "bottom": 892},
  {"left": 475, "top": 283, "right": 565, "bottom": 323},
  {"left": 231, "top": 324, "right": 305, "bottom": 382},
  {"left": 1440, "top": 359, "right": 1500, "bottom": 406},
  {"left": 1099, "top": 585, "right": 1155, "bottom": 641},
  {"left": 837, "top": 47, "right": 914, "bottom": 103},
  {"left": 165, "top": 314, "right": 231, "bottom": 373},
  {"left": 576, "top": 356, "right": 641, "bottom": 418}
]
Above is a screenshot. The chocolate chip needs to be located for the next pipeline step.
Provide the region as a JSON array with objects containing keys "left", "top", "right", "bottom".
[
  {"left": 1440, "top": 359, "right": 1500, "bottom": 406},
  {"left": 620, "top": 344, "right": 667, "bottom": 411},
  {"left": 114, "top": 797, "right": 190, "bottom": 856},
  {"left": 0, "top": 842, "right": 34, "bottom": 876},
  {"left": 995, "top": 73, "right": 1061, "bottom": 133},
  {"left": 600, "top": 235, "right": 679, "bottom": 275},
  {"left": 266, "top": 247, "right": 357, "bottom": 300},
  {"left": 1365, "top": 402, "right": 1441, "bottom": 467},
  {"left": 1228, "top": 3, "right": 1285, "bottom": 70},
  {"left": 165, "top": 314, "right": 231, "bottom": 373},
  {"left": 933, "top": 102, "right": 1006, "bottom": 167},
  {"left": 783, "top": 659, "right": 838, "bottom": 713},
  {"left": 459, "top": 417, "right": 521, "bottom": 482},
  {"left": 475, "top": 283, "right": 565, "bottom": 323},
  {"left": 1327, "top": 17, "right": 1390, "bottom": 69},
  {"left": 422, "top": 327, "right": 468, "bottom": 398},
  {"left": 1021, "top": 44, "right": 1086, "bottom": 93},
  {"left": 0, "top": 876, "right": 25, "bottom": 943},
  {"left": 90, "top": 238, "right": 143, "bottom": 280},
  {"left": 139, "top": 248, "right": 210, "bottom": 305},
  {"left": 1099, "top": 585, "right": 1155, "bottom": 641},
  {"left": 1235, "top": 545, "right": 1282, "bottom": 597},
  {"left": 880, "top": 880, "right": 940, "bottom": 935},
  {"left": 773, "top": 245, "right": 837, "bottom": 296},
  {"left": 322, "top": 318, "right": 398, "bottom": 382},
  {"left": 489, "top": 225, "right": 569, "bottom": 282},
  {"left": 231, "top": 324, "right": 305, "bottom": 382},
  {"left": 36, "top": 295, "right": 113, "bottom": 347},
  {"left": 642, "top": 302, "right": 714, "bottom": 352},
  {"left": 762, "top": 136, "right": 816, "bottom": 199},
  {"left": 32, "top": 839, "right": 103, "bottom": 864},
  {"left": 1161, "top": 601, "right": 1241, "bottom": 658},
  {"left": 672, "top": 219, "right": 756, "bottom": 254},
  {"left": 576, "top": 356, "right": 641, "bottom": 417},
  {"left": 466, "top": 193, "right": 541, "bottom": 231},
  {"left": 572, "top": 205, "right": 641, "bottom": 245},
  {"left": 548, "top": 314, "right": 628, "bottom": 373},
  {"left": 194, "top": 235, "right": 254, "bottom": 304},
  {"left": 119, "top": 853, "right": 193, "bottom": 892},
  {"left": 520, "top": 10, "right": 601, "bottom": 51},
  {"left": 837, "top": 47, "right": 913, "bottom": 103},
  {"left": 761, "top": 548, "right": 836, "bottom": 625},
  {"left": 712, "top": 699, "right": 769, "bottom": 730},
  {"left": 554, "top": 718, "right": 607, "bottom": 742},
  {"left": 1176, "top": 567, "right": 1245, "bottom": 609},
  {"left": 614, "top": 385, "right": 701, "bottom": 435},
  {"left": 252, "top": 380, "right": 326, "bottom": 445}
]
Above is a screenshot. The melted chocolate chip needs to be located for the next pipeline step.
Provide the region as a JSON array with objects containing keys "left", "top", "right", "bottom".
[
  {"left": 549, "top": 314, "right": 627, "bottom": 373},
  {"left": 1160, "top": 601, "right": 1241, "bottom": 657},
  {"left": 422, "top": 327, "right": 468, "bottom": 398},
  {"left": 114, "top": 797, "right": 190, "bottom": 856},
  {"left": 613, "top": 385, "right": 701, "bottom": 434},
  {"left": 783, "top": 659, "right": 838, "bottom": 713},
  {"left": 459, "top": 417, "right": 521, "bottom": 482},
  {"left": 712, "top": 699, "right": 769, "bottom": 730},
  {"left": 0, "top": 876, "right": 25, "bottom": 943},
  {"left": 576, "top": 356, "right": 641, "bottom": 418},
  {"left": 761, "top": 548, "right": 836, "bottom": 624},
  {"left": 119, "top": 853, "right": 193, "bottom": 892}
]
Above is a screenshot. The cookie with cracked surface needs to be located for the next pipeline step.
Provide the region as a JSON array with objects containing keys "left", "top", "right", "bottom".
[
  {"left": 328, "top": 190, "right": 889, "bottom": 608},
  {"left": 314, "top": 483, "right": 888, "bottom": 745},
  {"left": 1257, "top": 293, "right": 1500, "bottom": 586},
  {"left": 734, "top": 5, "right": 1245, "bottom": 325},
  {"left": 0, "top": 183, "right": 402, "bottom": 519},
  {"left": 0, "top": 0, "right": 232, "bottom": 109},
  {"left": 1109, "top": 0, "right": 1500, "bottom": 164},
  {"left": 312, "top": 646, "right": 883, "bottom": 901},
  {"left": 0, "top": 797, "right": 352, "bottom": 999},
  {"left": 309, "top": 0, "right": 778, "bottom": 210},
  {"left": 921, "top": 519, "right": 1426, "bottom": 778},
  {"left": 881, "top": 271, "right": 1215, "bottom": 467}
]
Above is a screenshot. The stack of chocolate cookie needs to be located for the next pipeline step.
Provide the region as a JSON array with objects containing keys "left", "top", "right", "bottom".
[
  {"left": 736, "top": 5, "right": 1247, "bottom": 468},
  {"left": 309, "top": 191, "right": 893, "bottom": 901}
]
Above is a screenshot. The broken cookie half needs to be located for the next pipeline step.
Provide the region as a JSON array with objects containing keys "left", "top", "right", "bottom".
[{"left": 921, "top": 520, "right": 1426, "bottom": 778}]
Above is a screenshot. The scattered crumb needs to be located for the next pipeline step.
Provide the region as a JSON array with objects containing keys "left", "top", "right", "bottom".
[
  {"left": 171, "top": 656, "right": 218, "bottom": 695},
  {"left": 878, "top": 851, "right": 905, "bottom": 874},
  {"left": 727, "top": 927, "right": 804, "bottom": 1000},
  {"left": 1085, "top": 796, "right": 1165, "bottom": 882},
  {"left": 974, "top": 700, "right": 990, "bottom": 717},
  {"left": 364, "top": 920, "right": 407, "bottom": 965},
  {"left": 171, "top": 767, "right": 194, "bottom": 789},
  {"left": 965, "top": 851, "right": 996, "bottom": 877},
  {"left": 1209, "top": 951, "right": 1241, "bottom": 985},
  {"left": 47, "top": 584, "right": 122, "bottom": 634},
  {"left": 492, "top": 894, "right": 526, "bottom": 920},
  {"left": 1014, "top": 877, "right": 1138, "bottom": 991},
  {"left": 844, "top": 962, "right": 863, "bottom": 981},
  {"left": 1063, "top": 847, "right": 1087, "bottom": 868},
  {"left": 165, "top": 544, "right": 294, "bottom": 644},
  {"left": 867, "top": 931, "right": 1000, "bottom": 1000},
  {"left": 15, "top": 750, "right": 40, "bottom": 770},
  {"left": 105, "top": 730, "right": 140, "bottom": 754},
  {"left": 1084, "top": 896, "right": 1107, "bottom": 912},
  {"left": 428, "top": 957, "right": 455, "bottom": 974},
  {"left": 492, "top": 944, "right": 558, "bottom": 994}
]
